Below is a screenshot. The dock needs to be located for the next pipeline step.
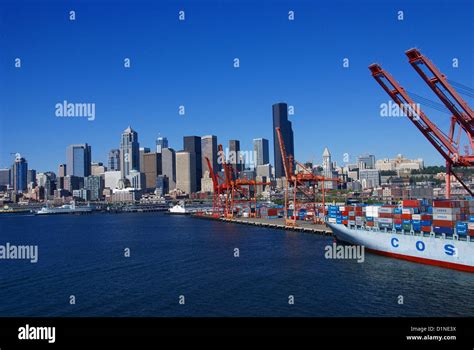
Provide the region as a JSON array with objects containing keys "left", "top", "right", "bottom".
[{"left": 193, "top": 215, "right": 333, "bottom": 236}]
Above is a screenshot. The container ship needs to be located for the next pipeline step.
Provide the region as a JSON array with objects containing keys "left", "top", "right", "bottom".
[{"left": 326, "top": 199, "right": 474, "bottom": 272}]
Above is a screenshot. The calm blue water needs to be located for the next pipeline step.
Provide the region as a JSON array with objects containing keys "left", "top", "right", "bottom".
[{"left": 0, "top": 213, "right": 473, "bottom": 317}]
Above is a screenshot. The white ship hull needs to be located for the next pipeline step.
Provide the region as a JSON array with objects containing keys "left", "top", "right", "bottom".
[{"left": 328, "top": 223, "right": 474, "bottom": 272}]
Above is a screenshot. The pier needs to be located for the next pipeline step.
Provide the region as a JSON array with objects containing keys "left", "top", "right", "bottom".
[{"left": 193, "top": 215, "right": 333, "bottom": 236}]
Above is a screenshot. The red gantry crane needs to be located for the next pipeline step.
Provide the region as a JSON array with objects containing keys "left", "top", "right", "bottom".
[
  {"left": 276, "top": 127, "right": 339, "bottom": 226},
  {"left": 369, "top": 48, "right": 474, "bottom": 198}
]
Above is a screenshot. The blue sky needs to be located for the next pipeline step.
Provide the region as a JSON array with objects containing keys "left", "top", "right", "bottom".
[{"left": 1, "top": 0, "right": 473, "bottom": 172}]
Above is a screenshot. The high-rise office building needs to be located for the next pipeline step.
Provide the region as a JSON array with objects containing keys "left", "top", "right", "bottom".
[
  {"left": 176, "top": 151, "right": 196, "bottom": 194},
  {"left": 253, "top": 138, "right": 269, "bottom": 167},
  {"left": 272, "top": 102, "right": 294, "bottom": 178},
  {"left": 229, "top": 139, "right": 242, "bottom": 175},
  {"left": 139, "top": 147, "right": 151, "bottom": 173},
  {"left": 120, "top": 126, "right": 140, "bottom": 178},
  {"left": 108, "top": 149, "right": 120, "bottom": 171},
  {"left": 183, "top": 136, "right": 202, "bottom": 191},
  {"left": 143, "top": 152, "right": 162, "bottom": 191},
  {"left": 13, "top": 156, "right": 28, "bottom": 193},
  {"left": 27, "top": 169, "right": 36, "bottom": 186},
  {"left": 162, "top": 148, "right": 176, "bottom": 191},
  {"left": 58, "top": 164, "right": 67, "bottom": 189},
  {"left": 201, "top": 135, "right": 218, "bottom": 177},
  {"left": 66, "top": 144, "right": 92, "bottom": 177},
  {"left": 156, "top": 137, "right": 168, "bottom": 153},
  {"left": 322, "top": 147, "right": 338, "bottom": 190},
  {"left": 0, "top": 168, "right": 10, "bottom": 188},
  {"left": 357, "top": 154, "right": 376, "bottom": 170}
]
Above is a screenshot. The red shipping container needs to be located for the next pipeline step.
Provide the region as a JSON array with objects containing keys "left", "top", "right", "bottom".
[
  {"left": 342, "top": 220, "right": 348, "bottom": 225},
  {"left": 366, "top": 221, "right": 374, "bottom": 227},
  {"left": 469, "top": 229, "right": 474, "bottom": 236},
  {"left": 349, "top": 216, "right": 355, "bottom": 220},
  {"left": 433, "top": 200, "right": 458, "bottom": 208},
  {"left": 341, "top": 211, "right": 348, "bottom": 216},
  {"left": 433, "top": 220, "right": 455, "bottom": 228},
  {"left": 421, "top": 226, "right": 432, "bottom": 232},
  {"left": 420, "top": 214, "right": 432, "bottom": 220},
  {"left": 267, "top": 208, "right": 278, "bottom": 216},
  {"left": 394, "top": 219, "right": 403, "bottom": 224},
  {"left": 402, "top": 214, "right": 412, "bottom": 220},
  {"left": 379, "top": 213, "right": 393, "bottom": 218},
  {"left": 393, "top": 214, "right": 402, "bottom": 219},
  {"left": 402, "top": 200, "right": 420, "bottom": 207}
]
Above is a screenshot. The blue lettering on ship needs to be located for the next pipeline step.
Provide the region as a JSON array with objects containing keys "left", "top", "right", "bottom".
[
  {"left": 444, "top": 244, "right": 456, "bottom": 256},
  {"left": 416, "top": 241, "right": 425, "bottom": 251},
  {"left": 391, "top": 237, "right": 399, "bottom": 248}
]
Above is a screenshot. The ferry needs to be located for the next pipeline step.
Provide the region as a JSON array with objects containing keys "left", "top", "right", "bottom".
[
  {"left": 36, "top": 202, "right": 92, "bottom": 215},
  {"left": 168, "top": 201, "right": 190, "bottom": 215},
  {"left": 328, "top": 223, "right": 474, "bottom": 273}
]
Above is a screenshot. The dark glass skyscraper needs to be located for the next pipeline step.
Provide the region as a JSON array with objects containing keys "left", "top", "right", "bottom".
[
  {"left": 13, "top": 156, "right": 28, "bottom": 193},
  {"left": 272, "top": 102, "right": 294, "bottom": 178},
  {"left": 120, "top": 126, "right": 140, "bottom": 178},
  {"left": 66, "top": 144, "right": 91, "bottom": 177},
  {"left": 183, "top": 136, "right": 202, "bottom": 192},
  {"left": 228, "top": 139, "right": 242, "bottom": 175},
  {"left": 108, "top": 149, "right": 120, "bottom": 171}
]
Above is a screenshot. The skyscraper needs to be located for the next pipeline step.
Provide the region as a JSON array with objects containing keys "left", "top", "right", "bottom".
[
  {"left": 143, "top": 152, "right": 162, "bottom": 191},
  {"left": 108, "top": 149, "right": 120, "bottom": 171},
  {"left": 272, "top": 102, "right": 294, "bottom": 178},
  {"left": 13, "top": 156, "right": 28, "bottom": 193},
  {"left": 0, "top": 169, "right": 11, "bottom": 188},
  {"left": 201, "top": 135, "right": 218, "bottom": 177},
  {"left": 27, "top": 169, "right": 36, "bottom": 186},
  {"left": 322, "top": 147, "right": 338, "bottom": 189},
  {"left": 156, "top": 136, "right": 168, "bottom": 153},
  {"left": 183, "top": 136, "right": 202, "bottom": 191},
  {"left": 139, "top": 147, "right": 151, "bottom": 173},
  {"left": 162, "top": 148, "right": 176, "bottom": 191},
  {"left": 66, "top": 144, "right": 92, "bottom": 177},
  {"left": 120, "top": 126, "right": 140, "bottom": 178},
  {"left": 228, "top": 139, "right": 242, "bottom": 175},
  {"left": 253, "top": 138, "right": 269, "bottom": 167},
  {"left": 176, "top": 151, "right": 196, "bottom": 194}
]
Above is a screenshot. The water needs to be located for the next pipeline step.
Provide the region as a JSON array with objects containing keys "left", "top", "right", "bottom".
[{"left": 0, "top": 213, "right": 473, "bottom": 317}]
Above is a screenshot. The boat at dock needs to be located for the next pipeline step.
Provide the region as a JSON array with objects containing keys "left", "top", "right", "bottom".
[{"left": 36, "top": 202, "right": 93, "bottom": 215}]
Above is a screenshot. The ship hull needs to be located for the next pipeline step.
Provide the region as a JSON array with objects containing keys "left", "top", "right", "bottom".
[{"left": 328, "top": 223, "right": 474, "bottom": 272}]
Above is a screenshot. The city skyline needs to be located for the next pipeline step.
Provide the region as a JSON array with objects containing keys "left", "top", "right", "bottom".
[{"left": 1, "top": 0, "right": 472, "bottom": 172}]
